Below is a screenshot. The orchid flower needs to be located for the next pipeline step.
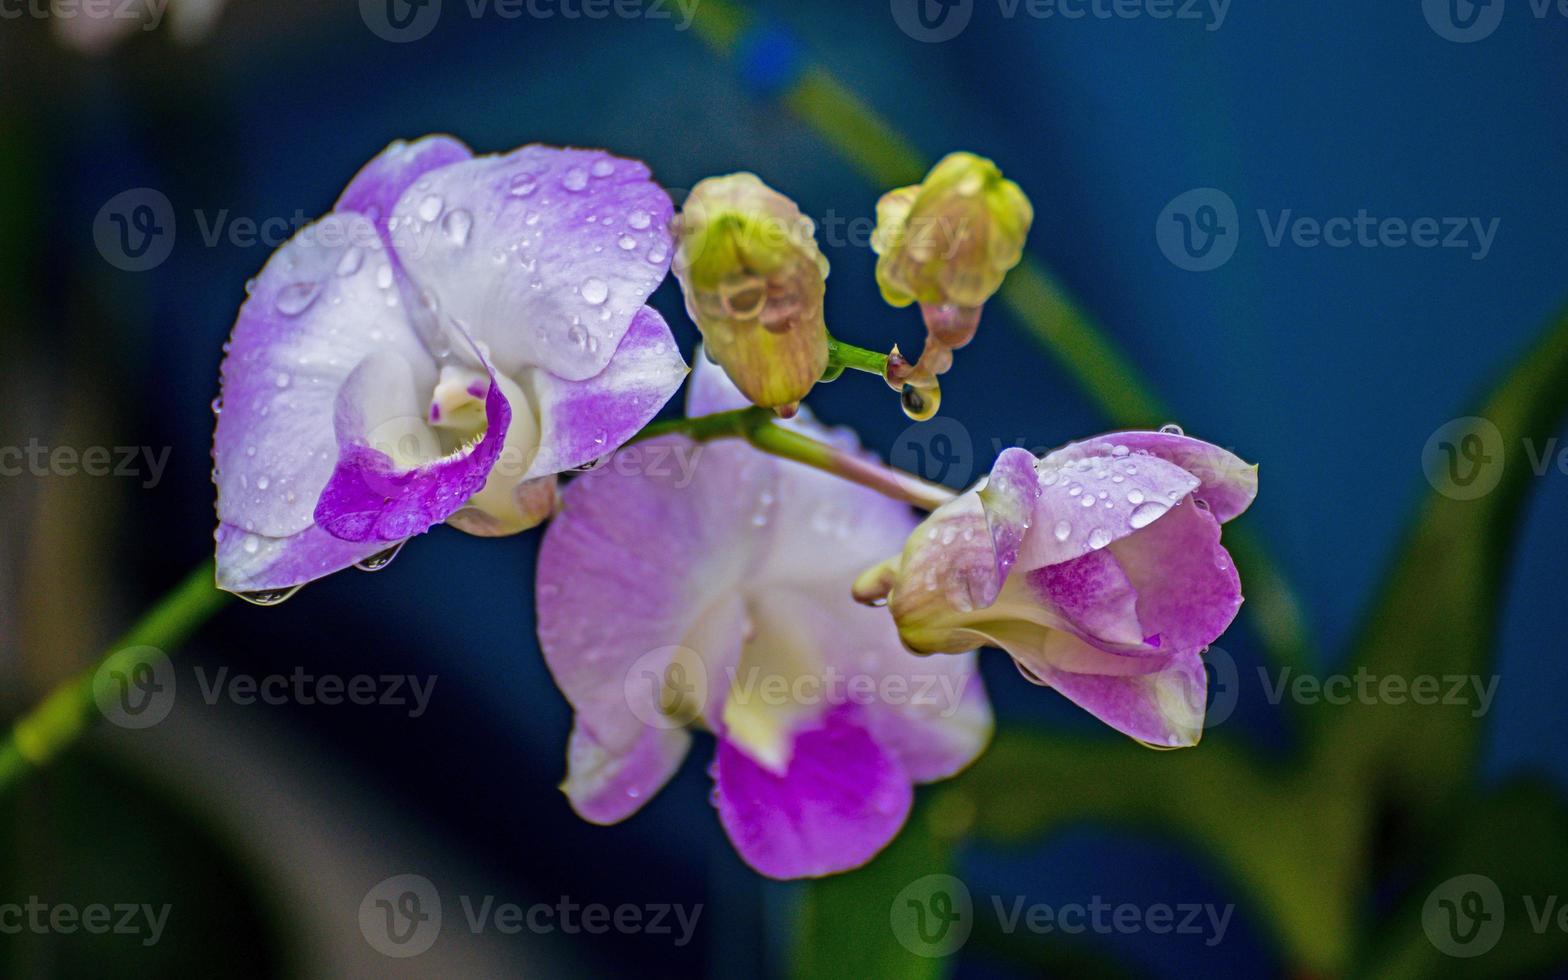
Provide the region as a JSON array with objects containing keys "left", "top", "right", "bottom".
[
  {"left": 212, "top": 136, "right": 686, "bottom": 599},
  {"left": 855, "top": 435, "right": 1257, "bottom": 748},
  {"left": 535, "top": 357, "right": 992, "bottom": 879}
]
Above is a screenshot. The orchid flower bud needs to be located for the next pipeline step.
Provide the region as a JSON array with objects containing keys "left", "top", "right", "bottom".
[
  {"left": 672, "top": 174, "right": 831, "bottom": 412},
  {"left": 872, "top": 152, "right": 1032, "bottom": 376}
]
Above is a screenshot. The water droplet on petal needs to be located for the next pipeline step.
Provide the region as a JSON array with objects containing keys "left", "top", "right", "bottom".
[
  {"left": 335, "top": 247, "right": 364, "bottom": 277},
  {"left": 441, "top": 208, "right": 473, "bottom": 246},
  {"left": 589, "top": 159, "right": 615, "bottom": 178},
  {"left": 1129, "top": 500, "right": 1169, "bottom": 529},
  {"left": 275, "top": 281, "right": 321, "bottom": 316},
  {"left": 1159, "top": 423, "right": 1184, "bottom": 436},
  {"left": 628, "top": 209, "right": 652, "bottom": 230},
  {"left": 238, "top": 585, "right": 301, "bottom": 606},
  {"left": 355, "top": 541, "right": 406, "bottom": 572},
  {"left": 1053, "top": 519, "right": 1072, "bottom": 542},
  {"left": 417, "top": 194, "right": 443, "bottom": 222},
  {"left": 509, "top": 173, "right": 538, "bottom": 197},
  {"left": 562, "top": 167, "right": 589, "bottom": 191},
  {"left": 1088, "top": 528, "right": 1111, "bottom": 549},
  {"left": 581, "top": 277, "right": 609, "bottom": 305}
]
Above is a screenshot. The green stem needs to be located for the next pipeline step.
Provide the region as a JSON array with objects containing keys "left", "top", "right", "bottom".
[
  {"left": 0, "top": 561, "right": 228, "bottom": 792},
  {"left": 629, "top": 407, "right": 956, "bottom": 511},
  {"left": 825, "top": 337, "right": 890, "bottom": 381}
]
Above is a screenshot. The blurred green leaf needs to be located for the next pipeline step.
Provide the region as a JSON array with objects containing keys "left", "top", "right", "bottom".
[
  {"left": 949, "top": 733, "right": 1362, "bottom": 975},
  {"left": 0, "top": 745, "right": 287, "bottom": 978},
  {"left": 1355, "top": 782, "right": 1568, "bottom": 979},
  {"left": 792, "top": 800, "right": 962, "bottom": 980},
  {"left": 1311, "top": 306, "right": 1568, "bottom": 835}
]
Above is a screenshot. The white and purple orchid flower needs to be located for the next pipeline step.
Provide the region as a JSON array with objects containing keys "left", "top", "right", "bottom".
[
  {"left": 212, "top": 137, "right": 687, "bottom": 597},
  {"left": 856, "top": 435, "right": 1257, "bottom": 748},
  {"left": 536, "top": 358, "right": 992, "bottom": 879}
]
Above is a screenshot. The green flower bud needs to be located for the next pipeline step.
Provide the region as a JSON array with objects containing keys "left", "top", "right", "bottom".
[
  {"left": 872, "top": 152, "right": 1033, "bottom": 350},
  {"left": 672, "top": 174, "right": 830, "bottom": 411}
]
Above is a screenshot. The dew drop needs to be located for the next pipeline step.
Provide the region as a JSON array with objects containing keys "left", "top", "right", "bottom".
[
  {"left": 1129, "top": 500, "right": 1169, "bottom": 529},
  {"left": 1053, "top": 519, "right": 1072, "bottom": 542},
  {"left": 508, "top": 173, "right": 538, "bottom": 197},
  {"left": 589, "top": 159, "right": 615, "bottom": 178},
  {"left": 237, "top": 585, "right": 302, "bottom": 607},
  {"left": 274, "top": 281, "right": 321, "bottom": 316},
  {"left": 441, "top": 208, "right": 473, "bottom": 246},
  {"left": 581, "top": 277, "right": 609, "bottom": 305},
  {"left": 241, "top": 534, "right": 260, "bottom": 555},
  {"left": 618, "top": 234, "right": 637, "bottom": 250},
  {"left": 628, "top": 209, "right": 652, "bottom": 230},
  {"left": 1088, "top": 528, "right": 1111, "bottom": 549},
  {"left": 1159, "top": 423, "right": 1184, "bottom": 436},
  {"left": 1079, "top": 494, "right": 1096, "bottom": 508},
  {"left": 562, "top": 167, "right": 589, "bottom": 191},
  {"left": 355, "top": 541, "right": 406, "bottom": 572},
  {"left": 900, "top": 383, "right": 940, "bottom": 421},
  {"left": 417, "top": 194, "right": 443, "bottom": 222},
  {"left": 335, "top": 247, "right": 364, "bottom": 277},
  {"left": 1127, "top": 489, "right": 1144, "bottom": 505}
]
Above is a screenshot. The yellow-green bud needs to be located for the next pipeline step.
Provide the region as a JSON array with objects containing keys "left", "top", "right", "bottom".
[
  {"left": 872, "top": 152, "right": 1032, "bottom": 348},
  {"left": 671, "top": 174, "right": 830, "bottom": 411}
]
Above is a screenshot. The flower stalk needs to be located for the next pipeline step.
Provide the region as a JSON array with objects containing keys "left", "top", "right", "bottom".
[{"left": 0, "top": 561, "right": 229, "bottom": 792}]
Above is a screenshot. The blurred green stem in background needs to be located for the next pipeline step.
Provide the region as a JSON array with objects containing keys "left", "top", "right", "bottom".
[
  {"left": 689, "top": 0, "right": 1310, "bottom": 674},
  {"left": 0, "top": 561, "right": 228, "bottom": 792}
]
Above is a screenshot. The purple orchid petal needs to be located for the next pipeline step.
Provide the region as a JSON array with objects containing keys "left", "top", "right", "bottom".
[
  {"left": 213, "top": 521, "right": 391, "bottom": 595},
  {"left": 1107, "top": 497, "right": 1243, "bottom": 657},
  {"left": 387, "top": 145, "right": 674, "bottom": 383},
  {"left": 213, "top": 212, "right": 433, "bottom": 540},
  {"left": 1042, "top": 430, "right": 1257, "bottom": 522},
  {"left": 561, "top": 721, "right": 691, "bottom": 826},
  {"left": 537, "top": 436, "right": 773, "bottom": 754},
  {"left": 711, "top": 706, "right": 912, "bottom": 879},
  {"left": 1024, "top": 547, "right": 1145, "bottom": 649},
  {"left": 1029, "top": 649, "right": 1210, "bottom": 748},
  {"left": 1017, "top": 449, "right": 1200, "bottom": 572},
  {"left": 312, "top": 345, "right": 512, "bottom": 542},
  {"left": 525, "top": 306, "right": 688, "bottom": 479},
  {"left": 336, "top": 136, "right": 473, "bottom": 242}
]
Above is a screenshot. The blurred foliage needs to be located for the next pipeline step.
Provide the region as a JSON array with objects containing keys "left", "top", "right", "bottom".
[{"left": 0, "top": 746, "right": 286, "bottom": 977}]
